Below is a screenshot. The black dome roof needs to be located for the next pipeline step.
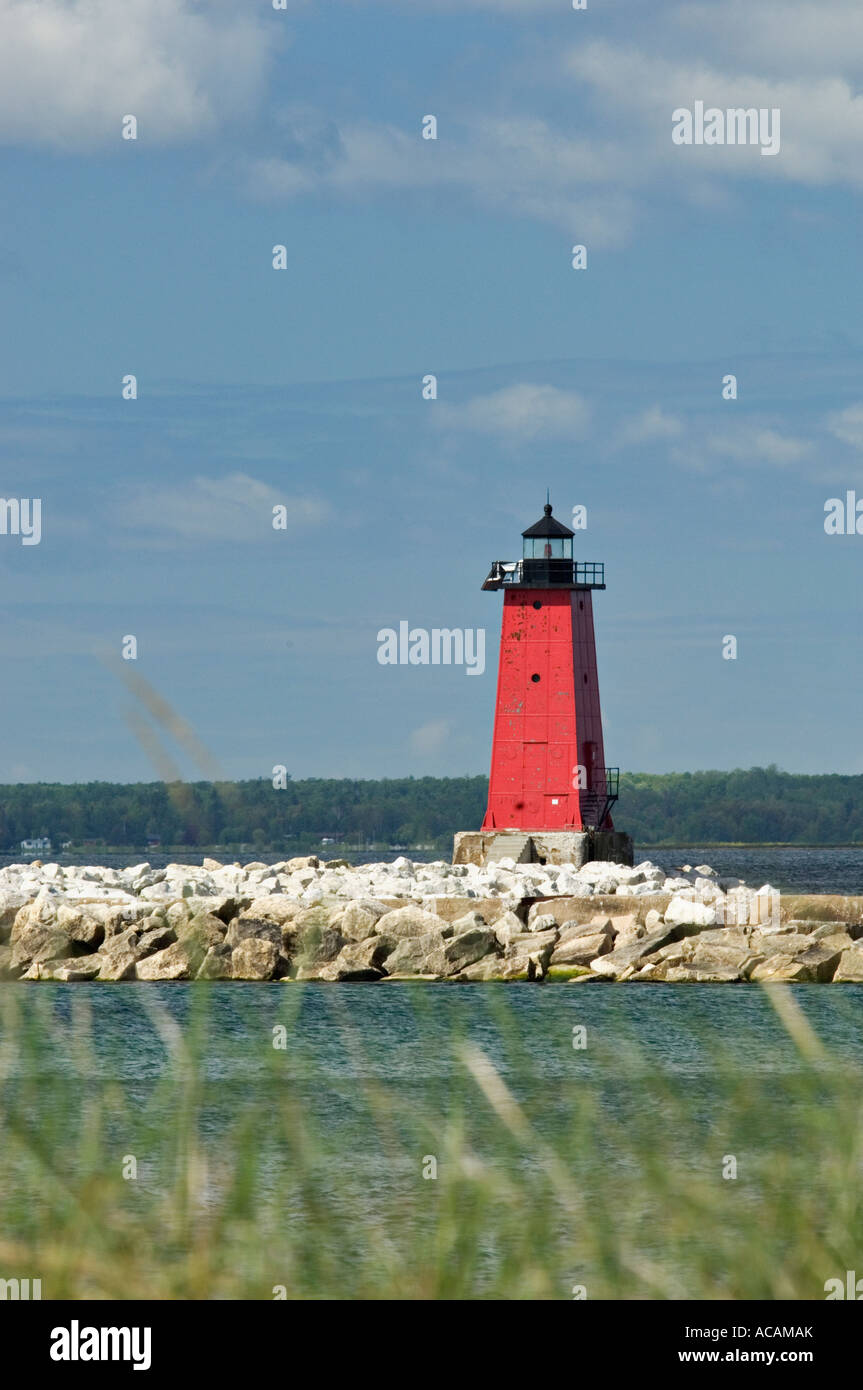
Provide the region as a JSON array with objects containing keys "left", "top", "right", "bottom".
[{"left": 522, "top": 502, "right": 574, "bottom": 540}]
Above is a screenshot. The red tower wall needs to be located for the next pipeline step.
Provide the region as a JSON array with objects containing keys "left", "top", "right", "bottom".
[{"left": 481, "top": 587, "right": 610, "bottom": 831}]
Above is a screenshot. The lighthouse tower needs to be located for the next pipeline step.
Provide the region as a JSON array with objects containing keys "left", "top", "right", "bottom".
[{"left": 453, "top": 501, "right": 632, "bottom": 868}]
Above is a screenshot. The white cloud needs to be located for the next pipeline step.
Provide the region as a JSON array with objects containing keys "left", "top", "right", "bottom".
[
  {"left": 616, "top": 405, "right": 685, "bottom": 447},
  {"left": 117, "top": 472, "right": 328, "bottom": 542},
  {"left": 673, "top": 1, "right": 863, "bottom": 77},
  {"left": 248, "top": 114, "right": 638, "bottom": 244},
  {"left": 434, "top": 384, "right": 590, "bottom": 442},
  {"left": 0, "top": 0, "right": 275, "bottom": 148},
  {"left": 827, "top": 403, "right": 863, "bottom": 449},
  {"left": 672, "top": 425, "right": 813, "bottom": 472},
  {"left": 712, "top": 428, "right": 812, "bottom": 465}
]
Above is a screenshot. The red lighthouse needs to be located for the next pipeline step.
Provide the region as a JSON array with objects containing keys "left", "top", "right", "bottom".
[{"left": 472, "top": 501, "right": 624, "bottom": 862}]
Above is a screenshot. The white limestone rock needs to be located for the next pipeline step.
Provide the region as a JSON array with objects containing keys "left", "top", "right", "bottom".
[{"left": 664, "top": 895, "right": 717, "bottom": 928}]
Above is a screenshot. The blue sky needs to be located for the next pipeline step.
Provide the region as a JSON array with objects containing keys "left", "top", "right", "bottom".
[{"left": 1, "top": 0, "right": 863, "bottom": 783}]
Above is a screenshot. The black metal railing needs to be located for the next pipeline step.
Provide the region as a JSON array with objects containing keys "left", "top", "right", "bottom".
[
  {"left": 575, "top": 561, "right": 604, "bottom": 586},
  {"left": 481, "top": 559, "right": 606, "bottom": 590},
  {"left": 580, "top": 766, "right": 619, "bottom": 829}
]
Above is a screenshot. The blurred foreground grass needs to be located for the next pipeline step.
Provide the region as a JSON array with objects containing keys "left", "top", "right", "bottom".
[{"left": 0, "top": 981, "right": 861, "bottom": 1300}]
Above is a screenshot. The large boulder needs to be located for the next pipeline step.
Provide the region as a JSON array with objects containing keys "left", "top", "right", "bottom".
[
  {"left": 382, "top": 931, "right": 448, "bottom": 978},
  {"left": 91, "top": 903, "right": 153, "bottom": 940},
  {"left": 812, "top": 930, "right": 855, "bottom": 953},
  {"left": 319, "top": 938, "right": 390, "bottom": 982},
  {"left": 226, "top": 916, "right": 280, "bottom": 949},
  {"left": 375, "top": 905, "right": 452, "bottom": 941},
  {"left": 231, "top": 938, "right": 278, "bottom": 981},
  {"left": 792, "top": 944, "right": 843, "bottom": 982},
  {"left": 528, "top": 913, "right": 558, "bottom": 934},
  {"left": 197, "top": 943, "right": 233, "bottom": 980},
  {"left": 551, "top": 926, "right": 613, "bottom": 968},
  {"left": 180, "top": 912, "right": 228, "bottom": 951},
  {"left": 339, "top": 899, "right": 390, "bottom": 941},
  {"left": 136, "top": 924, "right": 177, "bottom": 956},
  {"left": 526, "top": 898, "right": 586, "bottom": 930},
  {"left": 834, "top": 948, "right": 863, "bottom": 983},
  {"left": 467, "top": 928, "right": 558, "bottom": 981},
  {"left": 685, "top": 944, "right": 764, "bottom": 980},
  {"left": 244, "top": 896, "right": 300, "bottom": 927},
  {"left": 449, "top": 910, "right": 489, "bottom": 933},
  {"left": 101, "top": 926, "right": 141, "bottom": 958},
  {"left": 444, "top": 927, "right": 498, "bottom": 974},
  {"left": 751, "top": 944, "right": 841, "bottom": 982},
  {"left": 288, "top": 905, "right": 331, "bottom": 941},
  {"left": 689, "top": 928, "right": 754, "bottom": 950},
  {"left": 22, "top": 955, "right": 103, "bottom": 982},
  {"left": 136, "top": 940, "right": 202, "bottom": 981},
  {"left": 751, "top": 931, "right": 816, "bottom": 958},
  {"left": 664, "top": 896, "right": 717, "bottom": 929},
  {"left": 97, "top": 950, "right": 138, "bottom": 981},
  {"left": 590, "top": 925, "right": 676, "bottom": 978},
  {"left": 492, "top": 910, "right": 528, "bottom": 946},
  {"left": 293, "top": 923, "right": 349, "bottom": 978},
  {"left": 0, "top": 889, "right": 32, "bottom": 938},
  {"left": 457, "top": 952, "right": 543, "bottom": 982},
  {"left": 662, "top": 963, "right": 744, "bottom": 983},
  {"left": 750, "top": 957, "right": 813, "bottom": 983},
  {"left": 10, "top": 924, "right": 75, "bottom": 971}
]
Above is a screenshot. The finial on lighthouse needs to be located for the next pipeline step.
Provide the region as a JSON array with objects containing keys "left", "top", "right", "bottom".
[{"left": 545, "top": 487, "right": 551, "bottom": 514}]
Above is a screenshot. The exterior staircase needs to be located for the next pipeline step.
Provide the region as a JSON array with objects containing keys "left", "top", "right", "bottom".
[{"left": 485, "top": 832, "right": 533, "bottom": 864}]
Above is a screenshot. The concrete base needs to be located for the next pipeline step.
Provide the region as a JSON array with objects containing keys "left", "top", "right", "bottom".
[{"left": 452, "top": 829, "right": 633, "bottom": 869}]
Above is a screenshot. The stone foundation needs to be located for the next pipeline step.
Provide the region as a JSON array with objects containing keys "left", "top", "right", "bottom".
[{"left": 452, "top": 829, "right": 633, "bottom": 869}]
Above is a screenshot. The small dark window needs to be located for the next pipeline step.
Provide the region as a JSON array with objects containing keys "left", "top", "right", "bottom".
[
  {"left": 583, "top": 673, "right": 588, "bottom": 684},
  {"left": 579, "top": 600, "right": 584, "bottom": 610},
  {"left": 531, "top": 673, "right": 541, "bottom": 683},
  {"left": 533, "top": 601, "right": 542, "bottom": 610}
]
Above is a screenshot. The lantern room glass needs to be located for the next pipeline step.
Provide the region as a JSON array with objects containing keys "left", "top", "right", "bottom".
[{"left": 523, "top": 537, "right": 572, "bottom": 559}]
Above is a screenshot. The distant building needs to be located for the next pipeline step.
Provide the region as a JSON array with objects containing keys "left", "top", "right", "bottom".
[{"left": 20, "top": 836, "right": 51, "bottom": 854}]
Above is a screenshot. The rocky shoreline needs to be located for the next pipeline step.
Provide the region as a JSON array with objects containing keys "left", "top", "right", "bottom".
[{"left": 1, "top": 854, "right": 862, "bottom": 983}]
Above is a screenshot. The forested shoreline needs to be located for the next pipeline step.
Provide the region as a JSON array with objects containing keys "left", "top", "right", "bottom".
[{"left": 1, "top": 766, "right": 862, "bottom": 852}]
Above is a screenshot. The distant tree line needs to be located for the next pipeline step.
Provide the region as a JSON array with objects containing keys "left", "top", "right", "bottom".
[{"left": 1, "top": 766, "right": 863, "bottom": 852}]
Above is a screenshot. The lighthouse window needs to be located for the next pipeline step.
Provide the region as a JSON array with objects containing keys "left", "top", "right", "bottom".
[
  {"left": 531, "top": 673, "right": 541, "bottom": 683},
  {"left": 533, "top": 601, "right": 542, "bottom": 610},
  {"left": 524, "top": 537, "right": 571, "bottom": 559}
]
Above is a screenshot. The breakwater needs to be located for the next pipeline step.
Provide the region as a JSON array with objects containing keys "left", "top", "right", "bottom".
[{"left": 2, "top": 854, "right": 862, "bottom": 983}]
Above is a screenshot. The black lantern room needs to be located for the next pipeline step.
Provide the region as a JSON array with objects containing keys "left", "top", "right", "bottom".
[{"left": 521, "top": 502, "right": 574, "bottom": 585}]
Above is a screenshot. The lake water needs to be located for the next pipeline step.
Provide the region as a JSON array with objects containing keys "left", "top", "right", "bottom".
[{"left": 4, "top": 977, "right": 863, "bottom": 1298}]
